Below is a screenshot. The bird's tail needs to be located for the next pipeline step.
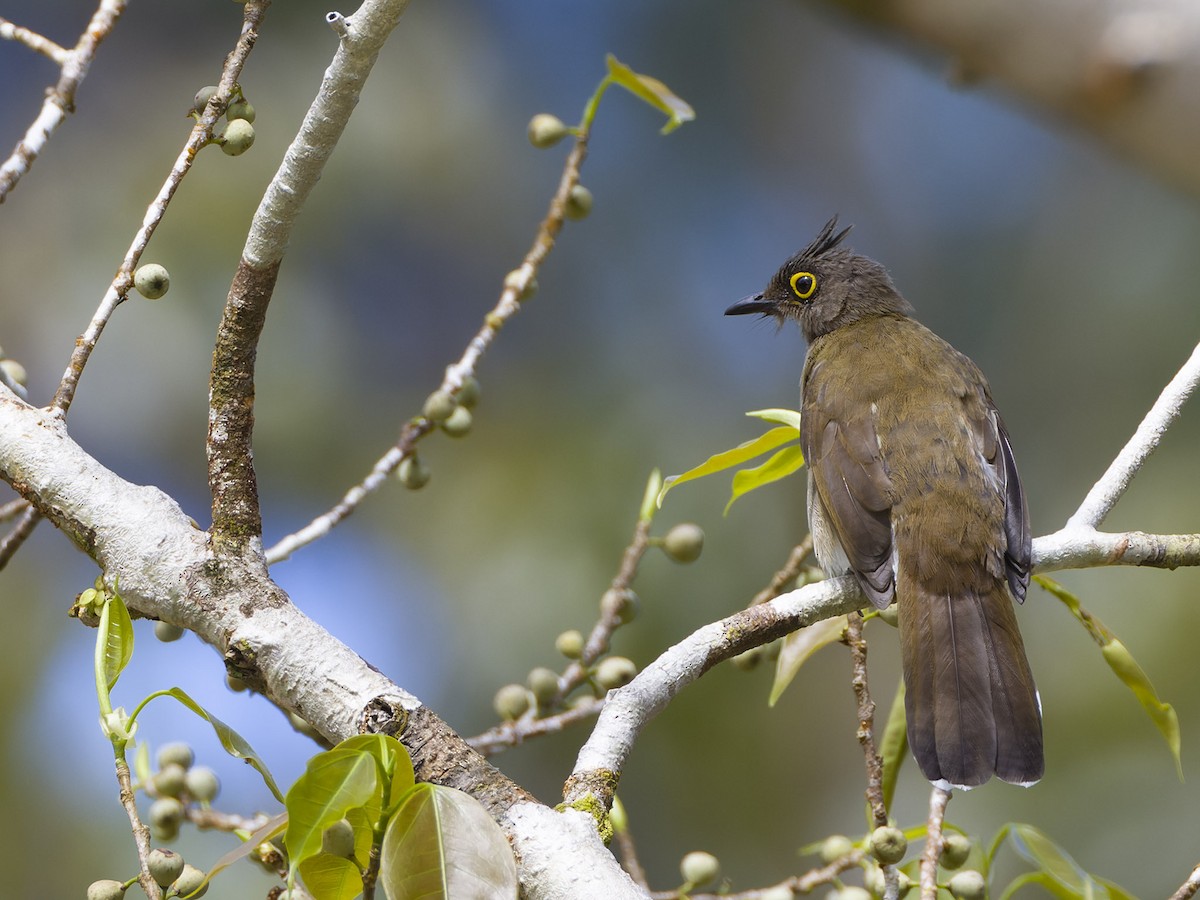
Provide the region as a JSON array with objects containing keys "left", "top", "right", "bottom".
[{"left": 898, "top": 577, "right": 1044, "bottom": 789}]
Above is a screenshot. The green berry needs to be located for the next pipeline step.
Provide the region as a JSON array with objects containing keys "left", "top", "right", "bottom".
[
  {"left": 226, "top": 99, "right": 256, "bottom": 123},
  {"left": 147, "top": 848, "right": 185, "bottom": 887},
  {"left": 439, "top": 405, "right": 473, "bottom": 437},
  {"left": 190, "top": 85, "right": 218, "bottom": 116},
  {"left": 833, "top": 888, "right": 872, "bottom": 900},
  {"left": 555, "top": 629, "right": 585, "bottom": 659},
  {"left": 948, "top": 870, "right": 986, "bottom": 900},
  {"left": 154, "top": 763, "right": 188, "bottom": 798},
  {"left": 0, "top": 358, "right": 27, "bottom": 387},
  {"left": 155, "top": 621, "right": 185, "bottom": 643},
  {"left": 527, "top": 113, "right": 568, "bottom": 148},
  {"left": 185, "top": 766, "right": 220, "bottom": 803},
  {"left": 397, "top": 455, "right": 431, "bottom": 490},
  {"left": 87, "top": 880, "right": 127, "bottom": 900},
  {"left": 422, "top": 389, "right": 457, "bottom": 422},
  {"left": 601, "top": 588, "right": 638, "bottom": 624},
  {"left": 819, "top": 834, "right": 855, "bottom": 864},
  {"left": 941, "top": 833, "right": 972, "bottom": 870},
  {"left": 679, "top": 850, "right": 720, "bottom": 887},
  {"left": 157, "top": 742, "right": 194, "bottom": 771},
  {"left": 173, "top": 863, "right": 208, "bottom": 898},
  {"left": 661, "top": 523, "right": 704, "bottom": 563},
  {"left": 456, "top": 376, "right": 481, "bottom": 409},
  {"left": 133, "top": 264, "right": 170, "bottom": 300},
  {"left": 759, "top": 887, "right": 794, "bottom": 900},
  {"left": 321, "top": 818, "right": 357, "bottom": 859},
  {"left": 149, "top": 797, "right": 184, "bottom": 841},
  {"left": 594, "top": 656, "right": 637, "bottom": 690},
  {"left": 527, "top": 667, "right": 560, "bottom": 705},
  {"left": 225, "top": 673, "right": 248, "bottom": 692},
  {"left": 869, "top": 825, "right": 907, "bottom": 865},
  {"left": 564, "top": 184, "right": 593, "bottom": 220},
  {"left": 220, "top": 118, "right": 255, "bottom": 156},
  {"left": 494, "top": 684, "right": 531, "bottom": 721}
]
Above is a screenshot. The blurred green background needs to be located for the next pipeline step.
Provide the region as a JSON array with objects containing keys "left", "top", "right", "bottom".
[{"left": 3, "top": 0, "right": 1200, "bottom": 896}]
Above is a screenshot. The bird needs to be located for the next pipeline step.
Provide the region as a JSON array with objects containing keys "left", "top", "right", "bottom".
[{"left": 725, "top": 217, "right": 1043, "bottom": 789}]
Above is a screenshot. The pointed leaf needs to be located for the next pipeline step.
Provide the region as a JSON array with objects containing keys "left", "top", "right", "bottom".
[
  {"left": 877, "top": 681, "right": 908, "bottom": 815},
  {"left": 1006, "top": 823, "right": 1132, "bottom": 899},
  {"left": 160, "top": 687, "right": 285, "bottom": 802},
  {"left": 659, "top": 425, "right": 799, "bottom": 507},
  {"left": 298, "top": 853, "right": 363, "bottom": 900},
  {"left": 605, "top": 54, "right": 694, "bottom": 134},
  {"left": 381, "top": 783, "right": 518, "bottom": 900},
  {"left": 639, "top": 469, "right": 663, "bottom": 523},
  {"left": 337, "top": 733, "right": 416, "bottom": 799},
  {"left": 746, "top": 408, "right": 802, "bottom": 430},
  {"left": 725, "top": 445, "right": 806, "bottom": 514},
  {"left": 203, "top": 812, "right": 288, "bottom": 890},
  {"left": 1101, "top": 639, "right": 1183, "bottom": 780},
  {"left": 286, "top": 748, "right": 378, "bottom": 873},
  {"left": 769, "top": 615, "right": 847, "bottom": 706},
  {"left": 100, "top": 589, "right": 134, "bottom": 691}
]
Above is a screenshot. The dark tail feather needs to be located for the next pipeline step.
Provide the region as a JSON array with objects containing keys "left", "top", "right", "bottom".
[{"left": 898, "top": 579, "right": 1044, "bottom": 788}]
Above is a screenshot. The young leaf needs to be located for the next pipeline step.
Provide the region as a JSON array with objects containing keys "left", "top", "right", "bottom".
[
  {"left": 202, "top": 812, "right": 288, "bottom": 892},
  {"left": 746, "top": 407, "right": 802, "bottom": 430},
  {"left": 285, "top": 748, "right": 378, "bottom": 873},
  {"left": 877, "top": 681, "right": 908, "bottom": 816},
  {"left": 1101, "top": 639, "right": 1183, "bottom": 780},
  {"left": 98, "top": 587, "right": 134, "bottom": 692},
  {"left": 604, "top": 54, "right": 694, "bottom": 134},
  {"left": 297, "top": 853, "right": 362, "bottom": 900},
  {"left": 158, "top": 687, "right": 286, "bottom": 802},
  {"left": 768, "top": 615, "right": 847, "bottom": 706},
  {"left": 658, "top": 425, "right": 799, "bottom": 507},
  {"left": 725, "top": 445, "right": 805, "bottom": 514},
  {"left": 380, "top": 783, "right": 518, "bottom": 900},
  {"left": 1005, "top": 823, "right": 1133, "bottom": 899}
]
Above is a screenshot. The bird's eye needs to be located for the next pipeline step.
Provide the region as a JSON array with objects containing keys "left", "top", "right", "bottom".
[{"left": 789, "top": 271, "right": 817, "bottom": 300}]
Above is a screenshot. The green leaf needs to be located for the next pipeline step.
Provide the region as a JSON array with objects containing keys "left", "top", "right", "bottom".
[
  {"left": 202, "top": 812, "right": 288, "bottom": 893},
  {"left": 336, "top": 733, "right": 416, "bottom": 800},
  {"left": 1005, "top": 824, "right": 1133, "bottom": 899},
  {"left": 158, "top": 687, "right": 286, "bottom": 803},
  {"left": 659, "top": 425, "right": 799, "bottom": 507},
  {"left": 725, "top": 445, "right": 806, "bottom": 514},
  {"left": 99, "top": 587, "right": 134, "bottom": 692},
  {"left": 877, "top": 681, "right": 908, "bottom": 816},
  {"left": 133, "top": 740, "right": 152, "bottom": 786},
  {"left": 285, "top": 748, "right": 379, "bottom": 877},
  {"left": 604, "top": 54, "right": 694, "bottom": 134},
  {"left": 380, "top": 783, "right": 518, "bottom": 900},
  {"left": 298, "top": 853, "right": 363, "bottom": 900},
  {"left": 746, "top": 407, "right": 802, "bottom": 430},
  {"left": 768, "top": 615, "right": 847, "bottom": 706},
  {"left": 639, "top": 469, "right": 663, "bottom": 523},
  {"left": 1101, "top": 639, "right": 1183, "bottom": 780}
]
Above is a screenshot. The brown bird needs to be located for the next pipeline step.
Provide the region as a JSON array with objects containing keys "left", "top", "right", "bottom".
[{"left": 726, "top": 218, "right": 1043, "bottom": 788}]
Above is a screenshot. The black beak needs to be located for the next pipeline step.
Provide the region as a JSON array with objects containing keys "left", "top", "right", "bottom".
[{"left": 725, "top": 293, "right": 773, "bottom": 316}]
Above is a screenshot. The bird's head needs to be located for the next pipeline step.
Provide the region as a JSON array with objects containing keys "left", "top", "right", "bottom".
[{"left": 726, "top": 217, "right": 912, "bottom": 343}]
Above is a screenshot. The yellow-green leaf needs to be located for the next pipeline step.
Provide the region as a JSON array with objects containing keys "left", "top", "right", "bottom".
[
  {"left": 98, "top": 588, "right": 134, "bottom": 691},
  {"left": 285, "top": 748, "right": 378, "bottom": 875},
  {"left": 605, "top": 54, "right": 694, "bottom": 134},
  {"left": 746, "top": 408, "right": 802, "bottom": 430},
  {"left": 769, "top": 615, "right": 847, "bottom": 706},
  {"left": 877, "top": 681, "right": 908, "bottom": 816},
  {"left": 1004, "top": 823, "right": 1134, "bottom": 899},
  {"left": 203, "top": 813, "right": 288, "bottom": 893},
  {"left": 726, "top": 444, "right": 805, "bottom": 514},
  {"left": 298, "top": 853, "right": 362, "bottom": 900},
  {"left": 659, "top": 425, "right": 799, "bottom": 507},
  {"left": 1101, "top": 639, "right": 1183, "bottom": 780}
]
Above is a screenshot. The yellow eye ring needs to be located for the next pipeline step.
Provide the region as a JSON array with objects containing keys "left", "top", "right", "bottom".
[{"left": 789, "top": 271, "right": 817, "bottom": 300}]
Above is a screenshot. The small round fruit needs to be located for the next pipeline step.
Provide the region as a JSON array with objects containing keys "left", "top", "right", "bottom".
[
  {"left": 87, "top": 880, "right": 127, "bottom": 900},
  {"left": 155, "top": 621, "right": 185, "bottom": 643},
  {"left": 185, "top": 766, "right": 220, "bottom": 802},
  {"left": 133, "top": 264, "right": 170, "bottom": 300},
  {"left": 661, "top": 523, "right": 704, "bottom": 563},
  {"left": 833, "top": 888, "right": 872, "bottom": 900},
  {"left": 190, "top": 85, "right": 218, "bottom": 115},
  {"left": 220, "top": 119, "right": 255, "bottom": 156},
  {"left": 564, "top": 184, "right": 593, "bottom": 220},
  {"left": 555, "top": 629, "right": 585, "bottom": 659},
  {"left": 0, "top": 358, "right": 27, "bottom": 387},
  {"left": 173, "top": 864, "right": 208, "bottom": 898},
  {"left": 397, "top": 455, "right": 431, "bottom": 490},
  {"left": 527, "top": 113, "right": 568, "bottom": 148},
  {"left": 941, "top": 833, "right": 972, "bottom": 870},
  {"left": 321, "top": 818, "right": 357, "bottom": 859},
  {"left": 154, "top": 763, "right": 188, "bottom": 798},
  {"left": 601, "top": 588, "right": 638, "bottom": 624},
  {"left": 157, "top": 742, "right": 195, "bottom": 771},
  {"left": 494, "top": 684, "right": 531, "bottom": 721},
  {"left": 869, "top": 825, "right": 907, "bottom": 865},
  {"left": 456, "top": 376, "right": 481, "bottom": 409},
  {"left": 149, "top": 797, "right": 185, "bottom": 841},
  {"left": 948, "top": 870, "right": 986, "bottom": 900},
  {"left": 527, "top": 667, "right": 560, "bottom": 705},
  {"left": 147, "top": 848, "right": 185, "bottom": 888},
  {"left": 818, "top": 834, "right": 854, "bottom": 864},
  {"left": 594, "top": 656, "right": 637, "bottom": 690},
  {"left": 759, "top": 887, "right": 794, "bottom": 900},
  {"left": 439, "top": 405, "right": 473, "bottom": 437},
  {"left": 679, "top": 850, "right": 720, "bottom": 887},
  {"left": 226, "top": 99, "right": 256, "bottom": 123},
  {"left": 422, "top": 389, "right": 457, "bottom": 422},
  {"left": 225, "top": 673, "right": 248, "bottom": 692}
]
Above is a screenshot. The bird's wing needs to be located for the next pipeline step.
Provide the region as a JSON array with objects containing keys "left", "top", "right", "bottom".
[
  {"left": 988, "top": 407, "right": 1032, "bottom": 602},
  {"left": 801, "top": 357, "right": 895, "bottom": 608}
]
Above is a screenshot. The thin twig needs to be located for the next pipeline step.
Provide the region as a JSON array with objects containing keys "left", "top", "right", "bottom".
[
  {"left": 0, "top": 497, "right": 28, "bottom": 522},
  {"left": 0, "top": 0, "right": 126, "bottom": 202},
  {"left": 0, "top": 504, "right": 41, "bottom": 572},
  {"left": 919, "top": 785, "right": 952, "bottom": 900},
  {"left": 846, "top": 614, "right": 888, "bottom": 828},
  {"left": 1068, "top": 338, "right": 1200, "bottom": 529},
  {"left": 611, "top": 819, "right": 650, "bottom": 891},
  {"left": 1169, "top": 863, "right": 1200, "bottom": 900},
  {"left": 115, "top": 754, "right": 162, "bottom": 900},
  {"left": 265, "top": 123, "right": 592, "bottom": 564},
  {"left": 747, "top": 535, "right": 813, "bottom": 606},
  {"left": 648, "top": 851, "right": 865, "bottom": 899},
  {"left": 468, "top": 696, "right": 604, "bottom": 756}
]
